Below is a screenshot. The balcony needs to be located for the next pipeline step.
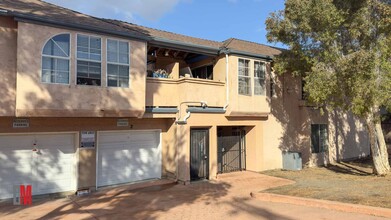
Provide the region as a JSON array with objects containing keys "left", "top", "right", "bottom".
[{"left": 146, "top": 77, "right": 225, "bottom": 108}]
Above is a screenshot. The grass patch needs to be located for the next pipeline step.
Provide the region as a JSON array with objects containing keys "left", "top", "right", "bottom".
[{"left": 261, "top": 158, "right": 391, "bottom": 209}]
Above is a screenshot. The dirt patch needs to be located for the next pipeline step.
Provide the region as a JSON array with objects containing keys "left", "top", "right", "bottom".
[{"left": 261, "top": 158, "right": 391, "bottom": 209}]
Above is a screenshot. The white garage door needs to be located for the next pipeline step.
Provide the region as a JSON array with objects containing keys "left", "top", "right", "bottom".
[
  {"left": 97, "top": 130, "right": 161, "bottom": 187},
  {"left": 0, "top": 133, "right": 77, "bottom": 199}
]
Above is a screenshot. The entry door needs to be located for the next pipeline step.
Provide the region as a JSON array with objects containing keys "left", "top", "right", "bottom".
[{"left": 190, "top": 129, "right": 209, "bottom": 180}]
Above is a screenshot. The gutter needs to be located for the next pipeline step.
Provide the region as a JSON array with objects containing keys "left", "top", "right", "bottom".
[
  {"left": 149, "top": 38, "right": 220, "bottom": 56},
  {"left": 0, "top": 9, "right": 8, "bottom": 15},
  {"left": 187, "top": 107, "right": 226, "bottom": 113},
  {"left": 227, "top": 49, "right": 274, "bottom": 61},
  {"left": 145, "top": 107, "right": 178, "bottom": 114}
]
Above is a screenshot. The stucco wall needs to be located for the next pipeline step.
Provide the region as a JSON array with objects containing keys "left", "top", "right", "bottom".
[
  {"left": 227, "top": 55, "right": 271, "bottom": 114},
  {"left": 0, "top": 117, "right": 175, "bottom": 189},
  {"left": 0, "top": 17, "right": 17, "bottom": 116},
  {"left": 15, "top": 22, "right": 147, "bottom": 118},
  {"left": 263, "top": 73, "right": 370, "bottom": 168},
  {"left": 146, "top": 78, "right": 225, "bottom": 107},
  {"left": 175, "top": 113, "right": 264, "bottom": 183}
]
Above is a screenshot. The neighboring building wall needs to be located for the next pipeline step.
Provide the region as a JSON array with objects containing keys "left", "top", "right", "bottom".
[
  {"left": 264, "top": 73, "right": 370, "bottom": 168},
  {"left": 15, "top": 22, "right": 147, "bottom": 117},
  {"left": 0, "top": 17, "right": 17, "bottom": 116}
]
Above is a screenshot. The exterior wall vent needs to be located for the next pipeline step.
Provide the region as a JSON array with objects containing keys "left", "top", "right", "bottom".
[{"left": 117, "top": 119, "right": 129, "bottom": 127}]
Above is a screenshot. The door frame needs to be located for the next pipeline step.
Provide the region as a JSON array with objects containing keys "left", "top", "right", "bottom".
[
  {"left": 96, "top": 129, "right": 162, "bottom": 189},
  {"left": 190, "top": 128, "right": 210, "bottom": 181},
  {"left": 217, "top": 127, "right": 246, "bottom": 173}
]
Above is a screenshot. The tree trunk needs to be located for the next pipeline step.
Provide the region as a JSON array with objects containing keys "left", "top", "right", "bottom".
[
  {"left": 375, "top": 121, "right": 390, "bottom": 172},
  {"left": 367, "top": 117, "right": 390, "bottom": 176}
]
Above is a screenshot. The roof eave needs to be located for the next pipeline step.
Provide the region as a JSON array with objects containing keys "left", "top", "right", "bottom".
[
  {"left": 149, "top": 37, "right": 220, "bottom": 56},
  {"left": 10, "top": 12, "right": 151, "bottom": 42},
  {"left": 226, "top": 49, "right": 275, "bottom": 61}
]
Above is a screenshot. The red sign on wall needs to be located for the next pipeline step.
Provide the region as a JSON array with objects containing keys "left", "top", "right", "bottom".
[{"left": 13, "top": 185, "right": 32, "bottom": 205}]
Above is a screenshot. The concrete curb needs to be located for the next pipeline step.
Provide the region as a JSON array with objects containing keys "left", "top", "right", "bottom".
[{"left": 251, "top": 192, "right": 391, "bottom": 219}]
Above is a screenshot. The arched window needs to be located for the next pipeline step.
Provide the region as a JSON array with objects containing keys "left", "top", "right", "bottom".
[{"left": 42, "top": 34, "right": 70, "bottom": 84}]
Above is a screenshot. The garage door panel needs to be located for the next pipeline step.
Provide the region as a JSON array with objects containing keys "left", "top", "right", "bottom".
[
  {"left": 36, "top": 177, "right": 74, "bottom": 192},
  {"left": 0, "top": 133, "right": 76, "bottom": 199},
  {"left": 0, "top": 136, "right": 34, "bottom": 149},
  {"left": 98, "top": 130, "right": 161, "bottom": 187},
  {"left": 99, "top": 132, "right": 129, "bottom": 144},
  {"left": 129, "top": 141, "right": 157, "bottom": 149}
]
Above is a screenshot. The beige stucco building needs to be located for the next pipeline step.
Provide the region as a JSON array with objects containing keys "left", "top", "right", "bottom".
[{"left": 0, "top": 0, "right": 370, "bottom": 199}]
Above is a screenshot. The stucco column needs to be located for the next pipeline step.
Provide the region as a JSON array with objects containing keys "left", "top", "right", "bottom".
[{"left": 176, "top": 124, "right": 190, "bottom": 183}]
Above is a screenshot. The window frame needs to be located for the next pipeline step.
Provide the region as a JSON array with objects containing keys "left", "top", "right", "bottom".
[
  {"left": 238, "top": 58, "right": 251, "bottom": 96},
  {"left": 75, "top": 33, "right": 103, "bottom": 86},
  {"left": 41, "top": 33, "right": 71, "bottom": 85},
  {"left": 190, "top": 64, "right": 214, "bottom": 80},
  {"left": 254, "top": 60, "right": 266, "bottom": 96},
  {"left": 311, "top": 124, "right": 328, "bottom": 153},
  {"left": 106, "top": 38, "right": 131, "bottom": 88}
]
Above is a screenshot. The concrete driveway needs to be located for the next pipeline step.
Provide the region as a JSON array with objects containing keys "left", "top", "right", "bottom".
[{"left": 0, "top": 171, "right": 388, "bottom": 220}]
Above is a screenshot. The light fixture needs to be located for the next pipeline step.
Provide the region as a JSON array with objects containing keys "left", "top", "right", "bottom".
[{"left": 164, "top": 50, "right": 169, "bottom": 56}]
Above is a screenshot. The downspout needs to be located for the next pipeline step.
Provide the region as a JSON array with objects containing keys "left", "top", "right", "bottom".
[
  {"left": 224, "top": 52, "right": 230, "bottom": 110},
  {"left": 175, "top": 101, "right": 207, "bottom": 125}
]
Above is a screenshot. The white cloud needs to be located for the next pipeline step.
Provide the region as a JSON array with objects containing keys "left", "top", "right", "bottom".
[{"left": 44, "top": 0, "right": 184, "bottom": 21}]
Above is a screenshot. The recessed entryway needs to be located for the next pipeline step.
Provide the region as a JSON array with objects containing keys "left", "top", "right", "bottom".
[
  {"left": 97, "top": 130, "right": 161, "bottom": 187},
  {"left": 190, "top": 128, "right": 209, "bottom": 181},
  {"left": 0, "top": 133, "right": 77, "bottom": 199},
  {"left": 217, "top": 126, "right": 246, "bottom": 173}
]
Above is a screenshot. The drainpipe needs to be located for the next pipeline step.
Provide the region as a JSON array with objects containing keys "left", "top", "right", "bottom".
[
  {"left": 175, "top": 101, "right": 208, "bottom": 125},
  {"left": 223, "top": 52, "right": 229, "bottom": 110}
]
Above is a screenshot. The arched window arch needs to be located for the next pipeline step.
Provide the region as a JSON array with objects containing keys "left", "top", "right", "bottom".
[{"left": 41, "top": 34, "right": 70, "bottom": 84}]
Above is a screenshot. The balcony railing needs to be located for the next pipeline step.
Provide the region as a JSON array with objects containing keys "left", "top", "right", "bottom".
[{"left": 146, "top": 77, "right": 225, "bottom": 108}]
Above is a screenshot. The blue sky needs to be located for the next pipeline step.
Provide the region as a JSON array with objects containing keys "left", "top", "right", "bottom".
[{"left": 44, "top": 0, "right": 285, "bottom": 46}]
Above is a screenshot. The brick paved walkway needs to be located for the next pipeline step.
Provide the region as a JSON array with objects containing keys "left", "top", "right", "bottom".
[{"left": 0, "top": 172, "right": 389, "bottom": 220}]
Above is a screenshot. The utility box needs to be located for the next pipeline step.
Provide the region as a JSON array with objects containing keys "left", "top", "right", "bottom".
[{"left": 282, "top": 151, "right": 302, "bottom": 171}]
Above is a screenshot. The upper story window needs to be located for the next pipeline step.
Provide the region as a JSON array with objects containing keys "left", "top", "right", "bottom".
[
  {"left": 254, "top": 61, "right": 266, "bottom": 95},
  {"left": 41, "top": 34, "right": 70, "bottom": 84},
  {"left": 76, "top": 34, "right": 102, "bottom": 86},
  {"left": 238, "top": 59, "right": 251, "bottom": 95},
  {"left": 191, "top": 65, "right": 213, "bottom": 80},
  {"left": 107, "top": 39, "right": 130, "bottom": 87}
]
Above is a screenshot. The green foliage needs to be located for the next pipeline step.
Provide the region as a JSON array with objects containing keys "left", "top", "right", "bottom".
[{"left": 266, "top": 0, "right": 391, "bottom": 118}]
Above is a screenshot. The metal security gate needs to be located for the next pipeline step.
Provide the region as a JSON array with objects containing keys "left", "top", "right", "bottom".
[
  {"left": 218, "top": 127, "right": 246, "bottom": 173},
  {"left": 190, "top": 129, "right": 209, "bottom": 180}
]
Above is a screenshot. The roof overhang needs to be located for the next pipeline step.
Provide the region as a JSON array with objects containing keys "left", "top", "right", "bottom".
[
  {"left": 221, "top": 48, "right": 274, "bottom": 61},
  {"left": 8, "top": 12, "right": 150, "bottom": 42},
  {"left": 149, "top": 38, "right": 220, "bottom": 56}
]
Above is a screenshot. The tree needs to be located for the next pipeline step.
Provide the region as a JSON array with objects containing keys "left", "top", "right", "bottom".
[{"left": 266, "top": 0, "right": 391, "bottom": 175}]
